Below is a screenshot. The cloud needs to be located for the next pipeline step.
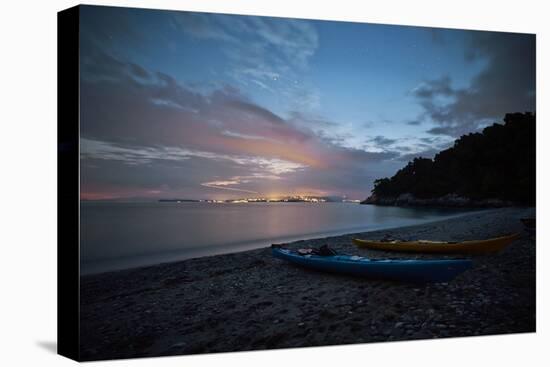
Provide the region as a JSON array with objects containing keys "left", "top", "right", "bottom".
[
  {"left": 201, "top": 181, "right": 259, "bottom": 194},
  {"left": 80, "top": 6, "right": 321, "bottom": 113},
  {"left": 174, "top": 13, "right": 319, "bottom": 70},
  {"left": 82, "top": 138, "right": 307, "bottom": 175},
  {"left": 173, "top": 12, "right": 320, "bottom": 110},
  {"left": 369, "top": 136, "right": 398, "bottom": 146},
  {"left": 79, "top": 39, "right": 397, "bottom": 199},
  {"left": 172, "top": 12, "right": 240, "bottom": 43},
  {"left": 413, "top": 76, "right": 454, "bottom": 99},
  {"left": 360, "top": 134, "right": 454, "bottom": 164},
  {"left": 413, "top": 31, "right": 535, "bottom": 137},
  {"left": 419, "top": 137, "right": 441, "bottom": 145}
]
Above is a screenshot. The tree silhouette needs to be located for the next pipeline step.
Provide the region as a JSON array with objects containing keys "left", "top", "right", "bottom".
[{"left": 369, "top": 112, "right": 535, "bottom": 205}]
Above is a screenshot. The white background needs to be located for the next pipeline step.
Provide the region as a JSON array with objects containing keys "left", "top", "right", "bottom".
[{"left": 0, "top": 0, "right": 548, "bottom": 365}]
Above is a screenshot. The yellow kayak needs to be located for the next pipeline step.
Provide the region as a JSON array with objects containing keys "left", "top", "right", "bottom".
[{"left": 353, "top": 233, "right": 520, "bottom": 254}]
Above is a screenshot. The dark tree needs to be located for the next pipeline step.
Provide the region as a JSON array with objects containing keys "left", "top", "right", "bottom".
[{"left": 370, "top": 112, "right": 535, "bottom": 205}]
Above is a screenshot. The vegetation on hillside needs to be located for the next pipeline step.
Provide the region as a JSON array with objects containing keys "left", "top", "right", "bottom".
[{"left": 369, "top": 112, "right": 535, "bottom": 205}]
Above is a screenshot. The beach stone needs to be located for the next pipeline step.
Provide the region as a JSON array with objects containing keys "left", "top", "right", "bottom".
[
  {"left": 391, "top": 328, "right": 404, "bottom": 337},
  {"left": 171, "top": 342, "right": 186, "bottom": 348},
  {"left": 78, "top": 207, "right": 535, "bottom": 360},
  {"left": 412, "top": 331, "right": 432, "bottom": 339}
]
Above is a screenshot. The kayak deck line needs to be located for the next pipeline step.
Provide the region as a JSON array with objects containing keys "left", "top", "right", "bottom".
[
  {"left": 278, "top": 248, "right": 467, "bottom": 264},
  {"left": 352, "top": 232, "right": 521, "bottom": 254},
  {"left": 271, "top": 246, "right": 472, "bottom": 283}
]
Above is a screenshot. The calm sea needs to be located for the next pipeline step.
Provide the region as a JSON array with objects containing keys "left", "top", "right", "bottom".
[{"left": 80, "top": 202, "right": 471, "bottom": 275}]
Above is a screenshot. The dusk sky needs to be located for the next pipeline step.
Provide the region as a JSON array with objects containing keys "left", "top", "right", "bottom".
[{"left": 79, "top": 5, "right": 535, "bottom": 200}]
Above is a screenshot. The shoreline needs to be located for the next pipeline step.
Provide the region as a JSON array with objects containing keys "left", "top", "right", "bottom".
[
  {"left": 360, "top": 193, "right": 527, "bottom": 208},
  {"left": 80, "top": 207, "right": 535, "bottom": 361},
  {"left": 81, "top": 207, "right": 484, "bottom": 276}
]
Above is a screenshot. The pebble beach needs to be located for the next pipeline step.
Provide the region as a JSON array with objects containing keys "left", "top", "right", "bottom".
[{"left": 80, "top": 207, "right": 536, "bottom": 361}]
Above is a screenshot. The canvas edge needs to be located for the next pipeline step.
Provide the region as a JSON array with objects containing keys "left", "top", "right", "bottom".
[{"left": 57, "top": 4, "right": 81, "bottom": 362}]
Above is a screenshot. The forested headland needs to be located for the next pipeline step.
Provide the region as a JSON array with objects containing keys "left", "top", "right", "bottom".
[{"left": 363, "top": 112, "right": 535, "bottom": 207}]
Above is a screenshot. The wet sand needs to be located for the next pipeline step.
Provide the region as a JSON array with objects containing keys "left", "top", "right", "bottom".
[{"left": 80, "top": 207, "right": 535, "bottom": 361}]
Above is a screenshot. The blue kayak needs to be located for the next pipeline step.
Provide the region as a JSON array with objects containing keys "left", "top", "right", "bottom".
[{"left": 272, "top": 247, "right": 471, "bottom": 283}]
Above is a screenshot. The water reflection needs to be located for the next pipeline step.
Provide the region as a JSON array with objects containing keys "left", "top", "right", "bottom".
[{"left": 80, "top": 202, "right": 471, "bottom": 275}]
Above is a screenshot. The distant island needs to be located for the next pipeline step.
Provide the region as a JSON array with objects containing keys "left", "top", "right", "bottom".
[
  {"left": 362, "top": 112, "right": 535, "bottom": 207},
  {"left": 158, "top": 199, "right": 201, "bottom": 203},
  {"left": 159, "top": 196, "right": 361, "bottom": 204}
]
